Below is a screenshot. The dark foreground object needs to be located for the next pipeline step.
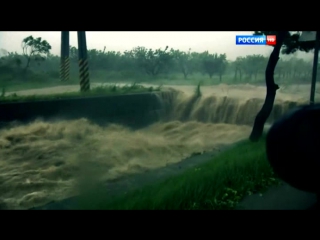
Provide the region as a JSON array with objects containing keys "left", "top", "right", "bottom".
[
  {"left": 0, "top": 93, "right": 162, "bottom": 129},
  {"left": 266, "top": 104, "right": 320, "bottom": 194}
]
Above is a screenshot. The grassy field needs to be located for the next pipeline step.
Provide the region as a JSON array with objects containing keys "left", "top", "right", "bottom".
[
  {"left": 0, "top": 83, "right": 161, "bottom": 103},
  {"left": 1, "top": 78, "right": 78, "bottom": 92},
  {"left": 0, "top": 70, "right": 307, "bottom": 95},
  {"left": 0, "top": 77, "right": 232, "bottom": 93},
  {"left": 75, "top": 136, "right": 280, "bottom": 210}
]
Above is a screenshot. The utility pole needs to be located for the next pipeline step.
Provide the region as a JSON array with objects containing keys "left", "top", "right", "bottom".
[
  {"left": 60, "top": 31, "right": 70, "bottom": 81},
  {"left": 77, "top": 31, "right": 90, "bottom": 92},
  {"left": 60, "top": 31, "right": 90, "bottom": 91},
  {"left": 310, "top": 31, "right": 320, "bottom": 105}
]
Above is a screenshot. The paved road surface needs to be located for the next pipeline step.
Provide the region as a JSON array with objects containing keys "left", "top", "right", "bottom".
[{"left": 237, "top": 182, "right": 318, "bottom": 210}]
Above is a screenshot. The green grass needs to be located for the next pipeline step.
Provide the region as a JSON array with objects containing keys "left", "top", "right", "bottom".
[
  {"left": 1, "top": 79, "right": 78, "bottom": 92},
  {"left": 0, "top": 70, "right": 306, "bottom": 94},
  {"left": 0, "top": 70, "right": 267, "bottom": 91},
  {"left": 0, "top": 83, "right": 162, "bottom": 103},
  {"left": 75, "top": 137, "right": 280, "bottom": 210}
]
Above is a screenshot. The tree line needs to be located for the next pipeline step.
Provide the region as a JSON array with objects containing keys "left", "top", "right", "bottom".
[{"left": 0, "top": 35, "right": 315, "bottom": 83}]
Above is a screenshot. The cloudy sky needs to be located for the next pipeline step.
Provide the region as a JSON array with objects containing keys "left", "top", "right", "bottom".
[{"left": 0, "top": 31, "right": 314, "bottom": 61}]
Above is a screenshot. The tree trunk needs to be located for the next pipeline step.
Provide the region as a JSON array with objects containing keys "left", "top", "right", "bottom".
[
  {"left": 182, "top": 68, "right": 188, "bottom": 79},
  {"left": 183, "top": 73, "right": 187, "bottom": 79},
  {"left": 249, "top": 31, "right": 287, "bottom": 142},
  {"left": 25, "top": 57, "right": 31, "bottom": 71}
]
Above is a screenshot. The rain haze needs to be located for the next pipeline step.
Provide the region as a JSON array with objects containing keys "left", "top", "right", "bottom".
[
  {"left": 0, "top": 31, "right": 318, "bottom": 210},
  {"left": 0, "top": 31, "right": 314, "bottom": 60}
]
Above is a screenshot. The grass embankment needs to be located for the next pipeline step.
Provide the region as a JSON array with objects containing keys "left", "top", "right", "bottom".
[
  {"left": 76, "top": 137, "right": 280, "bottom": 210},
  {"left": 0, "top": 70, "right": 303, "bottom": 94},
  {"left": 0, "top": 83, "right": 161, "bottom": 103}
]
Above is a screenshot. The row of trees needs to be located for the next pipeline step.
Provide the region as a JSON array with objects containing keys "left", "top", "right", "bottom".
[{"left": 0, "top": 35, "right": 315, "bottom": 83}]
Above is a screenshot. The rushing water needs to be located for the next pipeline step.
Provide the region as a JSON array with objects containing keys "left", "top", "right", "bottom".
[{"left": 0, "top": 83, "right": 316, "bottom": 209}]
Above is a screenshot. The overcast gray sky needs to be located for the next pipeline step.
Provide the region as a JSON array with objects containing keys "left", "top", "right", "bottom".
[{"left": 0, "top": 31, "right": 313, "bottom": 61}]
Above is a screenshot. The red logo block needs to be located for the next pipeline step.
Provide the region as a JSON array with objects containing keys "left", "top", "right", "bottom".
[{"left": 266, "top": 35, "right": 276, "bottom": 46}]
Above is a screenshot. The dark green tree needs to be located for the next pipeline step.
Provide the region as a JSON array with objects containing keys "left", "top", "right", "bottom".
[
  {"left": 233, "top": 56, "right": 246, "bottom": 81},
  {"left": 69, "top": 46, "right": 78, "bottom": 62},
  {"left": 244, "top": 55, "right": 267, "bottom": 80},
  {"left": 21, "top": 36, "right": 52, "bottom": 71},
  {"left": 201, "top": 52, "right": 228, "bottom": 81},
  {"left": 131, "top": 46, "right": 172, "bottom": 77},
  {"left": 171, "top": 49, "right": 193, "bottom": 79}
]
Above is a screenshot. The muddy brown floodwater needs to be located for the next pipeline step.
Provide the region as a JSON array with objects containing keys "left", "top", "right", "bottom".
[{"left": 0, "top": 83, "right": 318, "bottom": 209}]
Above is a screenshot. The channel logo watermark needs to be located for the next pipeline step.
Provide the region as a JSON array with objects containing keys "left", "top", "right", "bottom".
[{"left": 236, "top": 35, "right": 276, "bottom": 46}]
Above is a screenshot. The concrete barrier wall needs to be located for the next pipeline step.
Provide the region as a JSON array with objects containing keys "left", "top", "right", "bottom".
[{"left": 0, "top": 92, "right": 163, "bottom": 128}]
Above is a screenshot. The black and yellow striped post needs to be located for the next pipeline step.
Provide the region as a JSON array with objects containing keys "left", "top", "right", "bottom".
[
  {"left": 60, "top": 59, "right": 65, "bottom": 81},
  {"left": 60, "top": 33, "right": 65, "bottom": 81},
  {"left": 64, "top": 55, "right": 70, "bottom": 81},
  {"left": 77, "top": 31, "right": 90, "bottom": 92},
  {"left": 60, "top": 31, "right": 70, "bottom": 81}
]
